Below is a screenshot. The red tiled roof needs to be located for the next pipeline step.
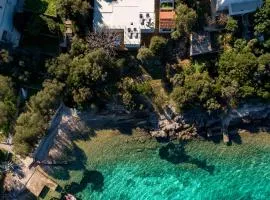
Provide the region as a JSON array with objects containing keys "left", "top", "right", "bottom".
[
  {"left": 160, "top": 11, "right": 175, "bottom": 19},
  {"left": 159, "top": 11, "right": 176, "bottom": 29}
]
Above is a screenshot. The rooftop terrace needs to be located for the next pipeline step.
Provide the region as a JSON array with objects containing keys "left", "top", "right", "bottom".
[{"left": 93, "top": 0, "right": 155, "bottom": 48}]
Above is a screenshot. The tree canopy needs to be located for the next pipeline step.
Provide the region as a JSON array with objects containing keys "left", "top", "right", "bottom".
[
  {"left": 47, "top": 48, "right": 120, "bottom": 107},
  {"left": 225, "top": 17, "right": 238, "bottom": 33},
  {"left": 171, "top": 72, "right": 219, "bottom": 111},
  {"left": 149, "top": 36, "right": 168, "bottom": 56},
  {"left": 56, "top": 0, "right": 90, "bottom": 19},
  {"left": 14, "top": 80, "right": 64, "bottom": 156},
  {"left": 254, "top": 0, "right": 270, "bottom": 36},
  {"left": 0, "top": 76, "right": 16, "bottom": 134},
  {"left": 172, "top": 3, "right": 197, "bottom": 39}
]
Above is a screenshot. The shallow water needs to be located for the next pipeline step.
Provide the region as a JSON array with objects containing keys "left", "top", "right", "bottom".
[{"left": 62, "top": 131, "right": 270, "bottom": 200}]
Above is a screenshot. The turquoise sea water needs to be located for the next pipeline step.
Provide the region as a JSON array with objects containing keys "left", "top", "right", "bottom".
[{"left": 69, "top": 133, "right": 270, "bottom": 200}]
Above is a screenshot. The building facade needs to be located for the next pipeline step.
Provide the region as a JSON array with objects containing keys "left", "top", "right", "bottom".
[
  {"left": 93, "top": 0, "right": 156, "bottom": 48},
  {"left": 0, "top": 0, "right": 21, "bottom": 47},
  {"left": 213, "top": 0, "right": 262, "bottom": 15}
]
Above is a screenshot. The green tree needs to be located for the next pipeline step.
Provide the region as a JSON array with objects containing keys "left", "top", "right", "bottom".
[
  {"left": 41, "top": 16, "right": 59, "bottom": 34},
  {"left": 14, "top": 111, "right": 46, "bottom": 156},
  {"left": 14, "top": 80, "right": 64, "bottom": 156},
  {"left": 149, "top": 36, "right": 168, "bottom": 56},
  {"left": 172, "top": 3, "right": 197, "bottom": 39},
  {"left": 72, "top": 87, "right": 92, "bottom": 107},
  {"left": 256, "top": 53, "right": 270, "bottom": 99},
  {"left": 225, "top": 17, "right": 238, "bottom": 33},
  {"left": 56, "top": 0, "right": 90, "bottom": 19},
  {"left": 48, "top": 48, "right": 119, "bottom": 107},
  {"left": 137, "top": 47, "right": 154, "bottom": 64},
  {"left": 218, "top": 49, "right": 257, "bottom": 86},
  {"left": 0, "top": 76, "right": 16, "bottom": 134},
  {"left": 121, "top": 91, "right": 135, "bottom": 110},
  {"left": 47, "top": 53, "right": 72, "bottom": 81},
  {"left": 70, "top": 36, "right": 89, "bottom": 57},
  {"left": 171, "top": 72, "right": 218, "bottom": 111},
  {"left": 254, "top": 0, "right": 270, "bottom": 36},
  {"left": 68, "top": 49, "right": 115, "bottom": 88},
  {"left": 216, "top": 47, "right": 261, "bottom": 106},
  {"left": 0, "top": 50, "right": 11, "bottom": 65},
  {"left": 28, "top": 80, "right": 64, "bottom": 116}
]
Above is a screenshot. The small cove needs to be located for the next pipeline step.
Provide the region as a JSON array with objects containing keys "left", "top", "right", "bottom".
[{"left": 49, "top": 130, "right": 270, "bottom": 200}]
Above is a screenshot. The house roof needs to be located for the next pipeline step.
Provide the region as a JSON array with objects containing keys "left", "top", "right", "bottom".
[
  {"left": 229, "top": 0, "right": 262, "bottom": 15},
  {"left": 216, "top": 0, "right": 262, "bottom": 15},
  {"left": 93, "top": 0, "right": 155, "bottom": 47},
  {"left": 160, "top": 10, "right": 175, "bottom": 19},
  {"left": 159, "top": 11, "right": 176, "bottom": 29}
]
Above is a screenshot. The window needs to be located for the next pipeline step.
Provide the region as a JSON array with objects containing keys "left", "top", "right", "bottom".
[{"left": 2, "top": 31, "right": 8, "bottom": 41}]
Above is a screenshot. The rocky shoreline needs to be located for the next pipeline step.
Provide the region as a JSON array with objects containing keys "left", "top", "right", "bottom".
[
  {"left": 150, "top": 103, "right": 270, "bottom": 142},
  {"left": 27, "top": 102, "right": 270, "bottom": 166}
]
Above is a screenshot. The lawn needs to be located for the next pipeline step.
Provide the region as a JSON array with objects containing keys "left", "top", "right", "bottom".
[{"left": 25, "top": 0, "right": 57, "bottom": 17}]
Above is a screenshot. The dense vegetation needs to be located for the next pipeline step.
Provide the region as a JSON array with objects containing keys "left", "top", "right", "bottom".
[
  {"left": 171, "top": 41, "right": 270, "bottom": 111},
  {"left": 0, "top": 0, "right": 268, "bottom": 157},
  {"left": 0, "top": 76, "right": 16, "bottom": 136},
  {"left": 13, "top": 80, "right": 63, "bottom": 155}
]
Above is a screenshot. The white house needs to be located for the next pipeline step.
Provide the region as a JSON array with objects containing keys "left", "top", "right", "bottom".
[
  {"left": 93, "top": 0, "right": 155, "bottom": 48},
  {"left": 213, "top": 0, "right": 262, "bottom": 15},
  {"left": 0, "top": 0, "right": 21, "bottom": 47}
]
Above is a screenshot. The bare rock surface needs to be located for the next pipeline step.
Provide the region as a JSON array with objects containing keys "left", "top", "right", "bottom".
[{"left": 150, "top": 103, "right": 270, "bottom": 140}]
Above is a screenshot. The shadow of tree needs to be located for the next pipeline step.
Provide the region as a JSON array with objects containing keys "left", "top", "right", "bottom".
[
  {"left": 45, "top": 145, "right": 88, "bottom": 180},
  {"left": 81, "top": 111, "right": 153, "bottom": 136},
  {"left": 206, "top": 135, "right": 223, "bottom": 144},
  {"left": 24, "top": 0, "right": 49, "bottom": 14},
  {"left": 64, "top": 170, "right": 104, "bottom": 194},
  {"left": 229, "top": 132, "right": 242, "bottom": 144},
  {"left": 159, "top": 142, "right": 189, "bottom": 164},
  {"left": 159, "top": 142, "right": 215, "bottom": 174}
]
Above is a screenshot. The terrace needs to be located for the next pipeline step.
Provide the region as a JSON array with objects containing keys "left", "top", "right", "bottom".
[
  {"left": 93, "top": 0, "right": 155, "bottom": 48},
  {"left": 212, "top": 0, "right": 262, "bottom": 16},
  {"left": 159, "top": 0, "right": 176, "bottom": 33}
]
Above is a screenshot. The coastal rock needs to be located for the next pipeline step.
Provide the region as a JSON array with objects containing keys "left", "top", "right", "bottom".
[
  {"left": 163, "top": 122, "right": 181, "bottom": 132},
  {"left": 150, "top": 130, "right": 167, "bottom": 138},
  {"left": 150, "top": 105, "right": 198, "bottom": 140},
  {"left": 151, "top": 103, "right": 270, "bottom": 140},
  {"left": 183, "top": 124, "right": 191, "bottom": 129}
]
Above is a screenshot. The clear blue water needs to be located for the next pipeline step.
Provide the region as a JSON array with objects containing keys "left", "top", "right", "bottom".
[{"left": 72, "top": 133, "right": 270, "bottom": 200}]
